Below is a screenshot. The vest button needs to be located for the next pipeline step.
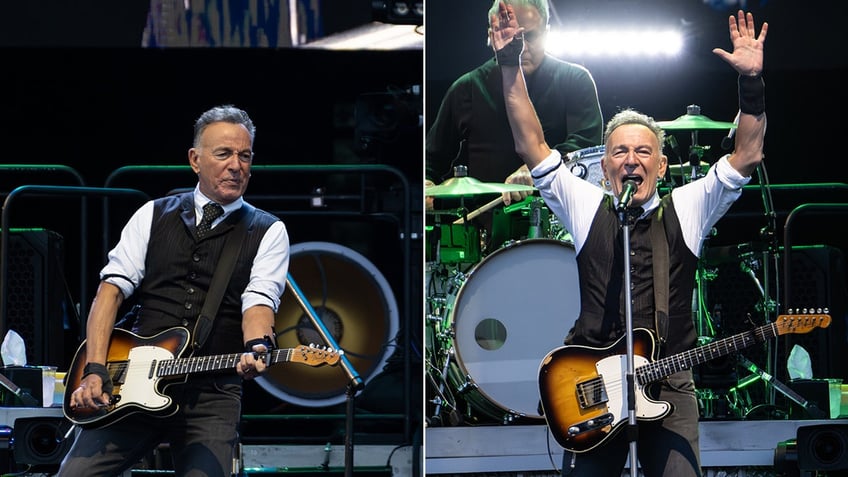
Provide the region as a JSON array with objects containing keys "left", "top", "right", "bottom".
[
  {"left": 185, "top": 302, "right": 193, "bottom": 310},
  {"left": 192, "top": 253, "right": 201, "bottom": 262},
  {"left": 182, "top": 319, "right": 189, "bottom": 326},
  {"left": 187, "top": 287, "right": 195, "bottom": 294},
  {"left": 189, "top": 272, "right": 197, "bottom": 280}
]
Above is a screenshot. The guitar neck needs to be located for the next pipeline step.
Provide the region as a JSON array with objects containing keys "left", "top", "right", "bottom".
[
  {"left": 637, "top": 322, "right": 777, "bottom": 385},
  {"left": 157, "top": 348, "right": 293, "bottom": 378}
]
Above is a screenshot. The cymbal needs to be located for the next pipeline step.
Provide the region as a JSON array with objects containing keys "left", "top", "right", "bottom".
[
  {"left": 426, "top": 176, "right": 536, "bottom": 197},
  {"left": 657, "top": 114, "right": 737, "bottom": 130}
]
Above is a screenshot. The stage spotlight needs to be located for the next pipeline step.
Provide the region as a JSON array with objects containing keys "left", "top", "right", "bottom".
[
  {"left": 372, "top": 1, "right": 423, "bottom": 25},
  {"left": 11, "top": 417, "right": 75, "bottom": 470},
  {"left": 256, "top": 242, "right": 399, "bottom": 408},
  {"left": 773, "top": 425, "right": 848, "bottom": 476},
  {"left": 797, "top": 424, "right": 848, "bottom": 472}
]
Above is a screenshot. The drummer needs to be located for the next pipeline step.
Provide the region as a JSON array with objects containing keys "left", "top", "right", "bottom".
[{"left": 425, "top": 0, "right": 603, "bottom": 252}]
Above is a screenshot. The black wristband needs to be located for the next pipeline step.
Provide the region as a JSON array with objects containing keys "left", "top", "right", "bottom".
[
  {"left": 495, "top": 35, "right": 524, "bottom": 66},
  {"left": 245, "top": 335, "right": 276, "bottom": 352},
  {"left": 83, "top": 362, "right": 114, "bottom": 395},
  {"left": 739, "top": 75, "right": 765, "bottom": 115}
]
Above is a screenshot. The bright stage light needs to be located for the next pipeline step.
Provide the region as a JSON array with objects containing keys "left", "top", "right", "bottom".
[{"left": 547, "top": 28, "right": 684, "bottom": 58}]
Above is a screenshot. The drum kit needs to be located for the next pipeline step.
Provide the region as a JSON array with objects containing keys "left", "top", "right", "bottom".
[
  {"left": 425, "top": 167, "right": 579, "bottom": 425},
  {"left": 424, "top": 106, "right": 775, "bottom": 426}
]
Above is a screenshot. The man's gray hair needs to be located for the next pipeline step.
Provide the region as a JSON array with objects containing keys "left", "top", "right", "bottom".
[{"left": 603, "top": 109, "right": 665, "bottom": 149}]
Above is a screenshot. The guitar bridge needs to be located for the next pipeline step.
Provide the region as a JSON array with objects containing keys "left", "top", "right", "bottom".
[
  {"left": 567, "top": 413, "right": 614, "bottom": 436},
  {"left": 576, "top": 376, "right": 608, "bottom": 409}
]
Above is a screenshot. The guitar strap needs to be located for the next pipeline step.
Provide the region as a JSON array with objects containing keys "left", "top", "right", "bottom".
[
  {"left": 192, "top": 204, "right": 255, "bottom": 352},
  {"left": 650, "top": 206, "right": 669, "bottom": 345}
]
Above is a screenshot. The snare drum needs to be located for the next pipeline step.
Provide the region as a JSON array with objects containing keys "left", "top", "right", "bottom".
[
  {"left": 442, "top": 239, "right": 580, "bottom": 423},
  {"left": 565, "top": 145, "right": 606, "bottom": 189}
]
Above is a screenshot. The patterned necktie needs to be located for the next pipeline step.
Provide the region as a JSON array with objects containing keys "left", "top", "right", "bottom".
[
  {"left": 627, "top": 206, "right": 645, "bottom": 221},
  {"left": 196, "top": 202, "right": 224, "bottom": 238}
]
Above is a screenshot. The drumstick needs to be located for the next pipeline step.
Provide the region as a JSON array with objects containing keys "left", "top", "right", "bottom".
[{"left": 453, "top": 196, "right": 504, "bottom": 224}]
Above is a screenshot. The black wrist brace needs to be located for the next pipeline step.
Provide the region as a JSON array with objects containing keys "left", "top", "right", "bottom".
[
  {"left": 739, "top": 75, "right": 765, "bottom": 115},
  {"left": 245, "top": 335, "right": 276, "bottom": 352},
  {"left": 496, "top": 35, "right": 524, "bottom": 66},
  {"left": 83, "top": 362, "right": 114, "bottom": 395}
]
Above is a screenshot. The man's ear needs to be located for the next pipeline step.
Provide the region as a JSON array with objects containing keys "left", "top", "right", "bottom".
[
  {"left": 188, "top": 148, "right": 201, "bottom": 173},
  {"left": 658, "top": 154, "right": 669, "bottom": 179}
]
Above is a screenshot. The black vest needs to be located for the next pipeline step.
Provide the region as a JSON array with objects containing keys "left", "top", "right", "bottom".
[
  {"left": 132, "top": 192, "right": 278, "bottom": 355},
  {"left": 569, "top": 194, "right": 698, "bottom": 356}
]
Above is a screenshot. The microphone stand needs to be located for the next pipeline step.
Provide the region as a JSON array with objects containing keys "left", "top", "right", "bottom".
[
  {"left": 617, "top": 203, "right": 639, "bottom": 476},
  {"left": 738, "top": 356, "right": 826, "bottom": 419},
  {"left": 286, "top": 273, "right": 363, "bottom": 477}
]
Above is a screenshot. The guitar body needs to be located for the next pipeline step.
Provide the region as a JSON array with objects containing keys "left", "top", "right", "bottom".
[
  {"left": 63, "top": 326, "right": 340, "bottom": 429},
  {"left": 538, "top": 328, "right": 671, "bottom": 453},
  {"left": 63, "top": 327, "right": 190, "bottom": 428},
  {"left": 538, "top": 313, "right": 831, "bottom": 453}
]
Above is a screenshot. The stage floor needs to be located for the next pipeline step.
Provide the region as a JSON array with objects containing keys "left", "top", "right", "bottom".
[{"left": 424, "top": 419, "right": 847, "bottom": 475}]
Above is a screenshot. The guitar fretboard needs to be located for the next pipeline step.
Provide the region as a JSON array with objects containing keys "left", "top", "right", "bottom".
[
  {"left": 636, "top": 313, "right": 829, "bottom": 385},
  {"left": 156, "top": 348, "right": 293, "bottom": 377}
]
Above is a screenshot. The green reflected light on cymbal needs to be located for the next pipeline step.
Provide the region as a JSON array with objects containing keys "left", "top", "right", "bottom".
[
  {"left": 657, "top": 114, "right": 737, "bottom": 130},
  {"left": 425, "top": 176, "right": 536, "bottom": 197}
]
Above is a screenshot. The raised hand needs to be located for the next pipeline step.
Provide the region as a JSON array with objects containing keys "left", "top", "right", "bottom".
[
  {"left": 489, "top": 1, "right": 523, "bottom": 54},
  {"left": 712, "top": 10, "right": 768, "bottom": 77}
]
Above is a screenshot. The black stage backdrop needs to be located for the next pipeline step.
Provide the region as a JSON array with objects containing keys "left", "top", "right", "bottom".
[{"left": 2, "top": 46, "right": 423, "bottom": 425}]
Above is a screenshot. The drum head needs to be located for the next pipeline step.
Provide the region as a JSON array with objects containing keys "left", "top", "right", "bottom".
[{"left": 449, "top": 238, "right": 580, "bottom": 419}]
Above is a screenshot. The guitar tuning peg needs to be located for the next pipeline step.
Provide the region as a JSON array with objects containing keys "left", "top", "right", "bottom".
[{"left": 787, "top": 308, "right": 794, "bottom": 314}]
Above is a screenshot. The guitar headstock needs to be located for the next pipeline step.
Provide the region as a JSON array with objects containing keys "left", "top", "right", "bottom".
[
  {"left": 775, "top": 308, "right": 831, "bottom": 335},
  {"left": 292, "top": 344, "right": 342, "bottom": 366}
]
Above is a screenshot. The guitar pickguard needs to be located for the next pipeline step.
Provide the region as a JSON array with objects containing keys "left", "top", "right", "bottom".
[
  {"left": 113, "top": 346, "right": 174, "bottom": 411},
  {"left": 595, "top": 354, "right": 670, "bottom": 422}
]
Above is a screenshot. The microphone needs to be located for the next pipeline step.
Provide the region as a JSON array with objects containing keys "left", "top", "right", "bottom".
[
  {"left": 616, "top": 180, "right": 638, "bottom": 211},
  {"left": 721, "top": 110, "right": 741, "bottom": 151},
  {"left": 527, "top": 198, "right": 542, "bottom": 238}
]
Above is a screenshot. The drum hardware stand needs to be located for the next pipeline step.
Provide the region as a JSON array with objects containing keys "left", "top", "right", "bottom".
[
  {"left": 753, "top": 161, "right": 781, "bottom": 405},
  {"left": 428, "top": 345, "right": 460, "bottom": 427}
]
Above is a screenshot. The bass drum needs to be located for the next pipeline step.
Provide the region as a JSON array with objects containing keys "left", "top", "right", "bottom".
[{"left": 445, "top": 238, "right": 580, "bottom": 423}]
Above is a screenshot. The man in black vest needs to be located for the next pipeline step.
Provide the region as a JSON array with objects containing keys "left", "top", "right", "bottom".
[
  {"left": 59, "top": 105, "right": 289, "bottom": 476},
  {"left": 493, "top": 4, "right": 767, "bottom": 477}
]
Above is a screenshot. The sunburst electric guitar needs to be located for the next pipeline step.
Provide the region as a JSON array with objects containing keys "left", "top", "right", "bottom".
[
  {"left": 538, "top": 312, "right": 831, "bottom": 453},
  {"left": 63, "top": 327, "right": 340, "bottom": 428}
]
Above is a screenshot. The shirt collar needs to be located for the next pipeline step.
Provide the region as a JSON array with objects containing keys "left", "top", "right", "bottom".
[{"left": 193, "top": 185, "right": 243, "bottom": 218}]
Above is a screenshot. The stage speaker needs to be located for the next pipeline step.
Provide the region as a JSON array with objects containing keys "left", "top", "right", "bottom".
[
  {"left": 797, "top": 424, "right": 848, "bottom": 472},
  {"left": 2, "top": 229, "right": 66, "bottom": 368},
  {"left": 256, "top": 242, "right": 399, "bottom": 408},
  {"left": 11, "top": 417, "right": 74, "bottom": 468},
  {"left": 783, "top": 245, "right": 848, "bottom": 382}
]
